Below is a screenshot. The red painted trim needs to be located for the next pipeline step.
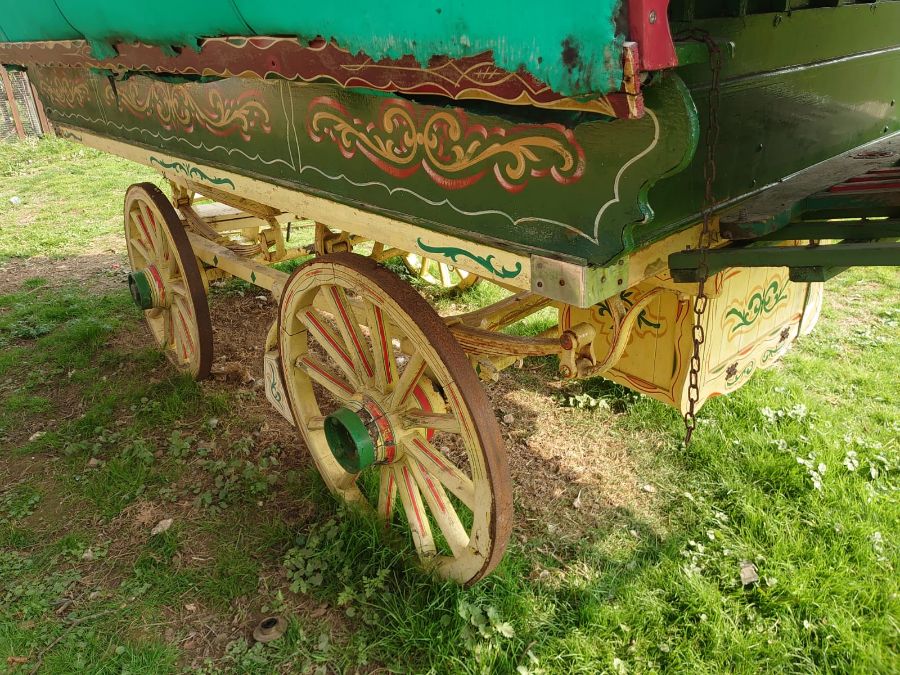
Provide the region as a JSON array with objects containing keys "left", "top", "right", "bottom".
[
  {"left": 401, "top": 465, "right": 427, "bottom": 536},
  {"left": 301, "top": 356, "right": 354, "bottom": 394},
  {"left": 418, "top": 461, "right": 447, "bottom": 514},
  {"left": 383, "top": 472, "right": 395, "bottom": 520},
  {"left": 412, "top": 436, "right": 451, "bottom": 475},
  {"left": 330, "top": 286, "right": 374, "bottom": 377},
  {"left": 1, "top": 37, "right": 642, "bottom": 118},
  {"left": 135, "top": 213, "right": 154, "bottom": 253},
  {"left": 628, "top": 0, "right": 677, "bottom": 71},
  {"left": 305, "top": 310, "right": 354, "bottom": 370},
  {"left": 411, "top": 385, "right": 437, "bottom": 442},
  {"left": 146, "top": 263, "right": 166, "bottom": 305},
  {"left": 177, "top": 307, "right": 195, "bottom": 354},
  {"left": 397, "top": 360, "right": 427, "bottom": 408},
  {"left": 373, "top": 306, "right": 393, "bottom": 384}
]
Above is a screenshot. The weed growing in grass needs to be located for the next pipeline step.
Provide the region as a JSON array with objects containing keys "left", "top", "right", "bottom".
[
  {"left": 194, "top": 438, "right": 282, "bottom": 512},
  {"left": 0, "top": 483, "right": 41, "bottom": 522}
]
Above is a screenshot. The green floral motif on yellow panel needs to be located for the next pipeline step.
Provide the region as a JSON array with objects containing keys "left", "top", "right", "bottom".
[{"left": 726, "top": 280, "right": 789, "bottom": 333}]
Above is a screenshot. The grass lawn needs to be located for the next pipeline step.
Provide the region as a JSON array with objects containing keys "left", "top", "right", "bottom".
[{"left": 0, "top": 137, "right": 897, "bottom": 674}]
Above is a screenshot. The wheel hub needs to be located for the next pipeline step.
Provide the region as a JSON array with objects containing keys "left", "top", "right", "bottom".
[
  {"left": 324, "top": 399, "right": 397, "bottom": 473},
  {"left": 128, "top": 266, "right": 168, "bottom": 310}
]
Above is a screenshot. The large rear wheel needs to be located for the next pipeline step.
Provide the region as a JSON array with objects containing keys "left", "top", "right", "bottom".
[{"left": 278, "top": 254, "right": 512, "bottom": 584}]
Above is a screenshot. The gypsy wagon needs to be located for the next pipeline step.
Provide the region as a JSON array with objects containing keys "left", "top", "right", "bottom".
[{"left": 1, "top": 1, "right": 897, "bottom": 584}]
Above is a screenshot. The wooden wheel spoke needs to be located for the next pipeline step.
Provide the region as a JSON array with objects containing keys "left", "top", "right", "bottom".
[
  {"left": 395, "top": 463, "right": 436, "bottom": 557},
  {"left": 162, "top": 309, "right": 174, "bottom": 348},
  {"left": 363, "top": 299, "right": 398, "bottom": 393},
  {"left": 128, "top": 229, "right": 154, "bottom": 264},
  {"left": 173, "top": 298, "right": 197, "bottom": 363},
  {"left": 387, "top": 352, "right": 426, "bottom": 412},
  {"left": 439, "top": 263, "right": 453, "bottom": 288},
  {"left": 400, "top": 410, "right": 461, "bottom": 434},
  {"left": 297, "top": 306, "right": 362, "bottom": 387},
  {"left": 136, "top": 202, "right": 162, "bottom": 258},
  {"left": 295, "top": 354, "right": 356, "bottom": 403},
  {"left": 414, "top": 256, "right": 428, "bottom": 278},
  {"left": 377, "top": 465, "right": 397, "bottom": 523},
  {"left": 402, "top": 433, "right": 475, "bottom": 511},
  {"left": 324, "top": 285, "right": 375, "bottom": 385},
  {"left": 130, "top": 210, "right": 157, "bottom": 261},
  {"left": 407, "top": 459, "right": 469, "bottom": 557}
]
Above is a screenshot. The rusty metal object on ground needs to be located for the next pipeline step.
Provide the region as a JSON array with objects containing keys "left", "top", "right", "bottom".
[{"left": 252, "top": 616, "right": 287, "bottom": 643}]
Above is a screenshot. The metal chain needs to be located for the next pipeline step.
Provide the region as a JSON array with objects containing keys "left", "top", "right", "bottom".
[{"left": 682, "top": 31, "right": 722, "bottom": 445}]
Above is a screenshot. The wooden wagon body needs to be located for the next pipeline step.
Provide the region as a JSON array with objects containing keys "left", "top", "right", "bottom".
[{"left": 2, "top": 0, "right": 898, "bottom": 582}]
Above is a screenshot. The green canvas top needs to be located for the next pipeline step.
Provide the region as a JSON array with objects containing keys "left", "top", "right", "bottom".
[{"left": 0, "top": 0, "right": 625, "bottom": 96}]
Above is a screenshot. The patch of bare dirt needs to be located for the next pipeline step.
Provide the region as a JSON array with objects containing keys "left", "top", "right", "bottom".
[
  {"left": 487, "top": 373, "right": 662, "bottom": 544},
  {"left": 0, "top": 233, "right": 129, "bottom": 295}
]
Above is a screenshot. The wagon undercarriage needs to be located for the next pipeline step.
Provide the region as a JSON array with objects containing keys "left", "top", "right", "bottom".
[{"left": 3, "top": 0, "right": 898, "bottom": 583}]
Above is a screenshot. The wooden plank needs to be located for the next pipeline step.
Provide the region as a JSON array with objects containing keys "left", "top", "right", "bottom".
[
  {"left": 186, "top": 232, "right": 289, "bottom": 299},
  {"left": 27, "top": 76, "right": 52, "bottom": 136},
  {"left": 0, "top": 67, "right": 25, "bottom": 139},
  {"left": 65, "top": 127, "right": 533, "bottom": 292}
]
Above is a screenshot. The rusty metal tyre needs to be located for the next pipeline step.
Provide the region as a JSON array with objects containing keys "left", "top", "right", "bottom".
[
  {"left": 123, "top": 182, "right": 213, "bottom": 379},
  {"left": 277, "top": 253, "right": 512, "bottom": 584}
]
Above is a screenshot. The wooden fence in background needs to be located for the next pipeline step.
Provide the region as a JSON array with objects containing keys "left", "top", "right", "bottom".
[{"left": 1, "top": 68, "right": 50, "bottom": 140}]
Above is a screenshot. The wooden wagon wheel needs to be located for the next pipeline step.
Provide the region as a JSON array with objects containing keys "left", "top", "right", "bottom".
[
  {"left": 403, "top": 253, "right": 480, "bottom": 291},
  {"left": 278, "top": 253, "right": 512, "bottom": 584},
  {"left": 123, "top": 182, "right": 213, "bottom": 379}
]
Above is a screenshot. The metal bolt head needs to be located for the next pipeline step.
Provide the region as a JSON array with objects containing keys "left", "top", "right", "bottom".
[{"left": 648, "top": 9, "right": 657, "bottom": 24}]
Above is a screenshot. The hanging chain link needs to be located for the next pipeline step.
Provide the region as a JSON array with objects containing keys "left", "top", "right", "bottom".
[{"left": 682, "top": 32, "right": 723, "bottom": 445}]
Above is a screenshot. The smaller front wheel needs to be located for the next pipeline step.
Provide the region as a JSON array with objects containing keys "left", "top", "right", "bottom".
[
  {"left": 123, "top": 183, "right": 213, "bottom": 379},
  {"left": 278, "top": 254, "right": 512, "bottom": 584}
]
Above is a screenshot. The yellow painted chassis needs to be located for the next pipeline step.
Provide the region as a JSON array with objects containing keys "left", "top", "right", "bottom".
[{"left": 78, "top": 125, "right": 823, "bottom": 416}]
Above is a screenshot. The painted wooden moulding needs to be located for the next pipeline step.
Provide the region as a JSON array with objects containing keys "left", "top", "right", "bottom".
[{"left": 24, "top": 64, "right": 697, "bottom": 267}]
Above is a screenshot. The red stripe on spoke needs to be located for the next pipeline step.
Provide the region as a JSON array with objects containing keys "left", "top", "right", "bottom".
[
  {"left": 301, "top": 356, "right": 354, "bottom": 394},
  {"left": 384, "top": 473, "right": 395, "bottom": 521},
  {"left": 136, "top": 213, "right": 154, "bottom": 255},
  {"left": 399, "top": 360, "right": 427, "bottom": 407},
  {"left": 418, "top": 461, "right": 447, "bottom": 513},
  {"left": 412, "top": 437, "right": 450, "bottom": 473},
  {"left": 146, "top": 265, "right": 166, "bottom": 305},
  {"left": 374, "top": 305, "right": 392, "bottom": 384},
  {"left": 402, "top": 465, "right": 427, "bottom": 535},
  {"left": 177, "top": 307, "right": 195, "bottom": 353},
  {"left": 330, "top": 287, "right": 374, "bottom": 378},
  {"left": 305, "top": 311, "right": 354, "bottom": 369}
]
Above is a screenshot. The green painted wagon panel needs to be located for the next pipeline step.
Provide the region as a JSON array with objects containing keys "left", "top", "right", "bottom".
[
  {"left": 0, "top": 0, "right": 626, "bottom": 96},
  {"left": 27, "top": 66, "right": 695, "bottom": 265}
]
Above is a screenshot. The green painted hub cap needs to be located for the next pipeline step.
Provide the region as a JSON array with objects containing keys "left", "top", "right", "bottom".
[
  {"left": 128, "top": 270, "right": 154, "bottom": 310},
  {"left": 324, "top": 407, "right": 376, "bottom": 473}
]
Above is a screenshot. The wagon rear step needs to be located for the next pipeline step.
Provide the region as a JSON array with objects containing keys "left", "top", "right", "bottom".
[{"left": 670, "top": 164, "right": 900, "bottom": 283}]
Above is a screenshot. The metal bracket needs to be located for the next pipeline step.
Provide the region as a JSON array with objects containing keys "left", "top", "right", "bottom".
[{"left": 531, "top": 255, "right": 629, "bottom": 309}]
